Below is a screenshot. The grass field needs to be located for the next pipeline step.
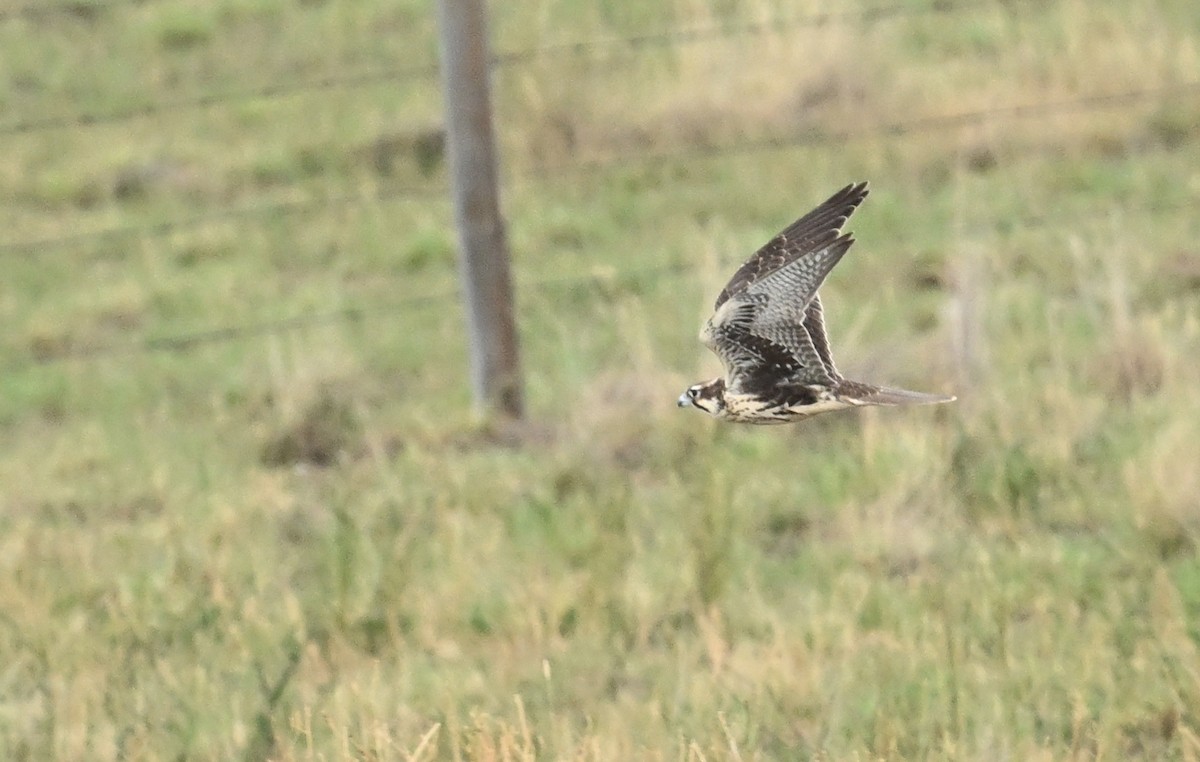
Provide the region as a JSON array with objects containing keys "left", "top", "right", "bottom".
[{"left": 2, "top": 0, "right": 1200, "bottom": 758}]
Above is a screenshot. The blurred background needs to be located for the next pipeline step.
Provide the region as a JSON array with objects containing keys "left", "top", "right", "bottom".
[{"left": 1, "top": 0, "right": 1199, "bottom": 759}]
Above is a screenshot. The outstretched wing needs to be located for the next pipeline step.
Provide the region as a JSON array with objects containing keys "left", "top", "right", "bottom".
[
  {"left": 703, "top": 234, "right": 854, "bottom": 390},
  {"left": 701, "top": 184, "right": 868, "bottom": 392},
  {"left": 737, "top": 233, "right": 853, "bottom": 341},
  {"left": 713, "top": 181, "right": 868, "bottom": 310}
]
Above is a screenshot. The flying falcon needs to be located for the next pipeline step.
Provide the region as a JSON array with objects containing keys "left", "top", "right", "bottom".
[{"left": 678, "top": 181, "right": 955, "bottom": 424}]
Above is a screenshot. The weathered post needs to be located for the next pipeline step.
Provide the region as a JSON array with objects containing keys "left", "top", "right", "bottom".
[{"left": 434, "top": 0, "right": 523, "bottom": 417}]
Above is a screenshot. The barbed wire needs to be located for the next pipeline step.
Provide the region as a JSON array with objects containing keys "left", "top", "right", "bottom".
[
  {"left": 532, "top": 81, "right": 1200, "bottom": 177},
  {"left": 6, "top": 192, "right": 1192, "bottom": 373},
  {"left": 14, "top": 303, "right": 412, "bottom": 367},
  {"left": 491, "top": 0, "right": 997, "bottom": 66},
  {"left": 0, "top": 0, "right": 1000, "bottom": 137},
  {"left": 0, "top": 182, "right": 447, "bottom": 257},
  {"left": 0, "top": 67, "right": 442, "bottom": 137},
  {"left": 3, "top": 80, "right": 1193, "bottom": 257}
]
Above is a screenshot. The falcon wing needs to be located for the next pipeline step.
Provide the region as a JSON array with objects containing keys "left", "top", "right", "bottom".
[
  {"left": 702, "top": 233, "right": 855, "bottom": 392},
  {"left": 701, "top": 183, "right": 867, "bottom": 393},
  {"left": 713, "top": 181, "right": 868, "bottom": 310}
]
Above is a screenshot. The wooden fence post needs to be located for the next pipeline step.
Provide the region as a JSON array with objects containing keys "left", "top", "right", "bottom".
[{"left": 434, "top": 0, "right": 523, "bottom": 418}]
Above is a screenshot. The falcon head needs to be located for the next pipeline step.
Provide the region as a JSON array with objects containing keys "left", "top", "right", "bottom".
[{"left": 677, "top": 378, "right": 726, "bottom": 416}]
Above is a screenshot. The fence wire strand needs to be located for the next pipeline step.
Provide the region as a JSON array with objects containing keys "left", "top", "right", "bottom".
[
  {"left": 0, "top": 68, "right": 442, "bottom": 137},
  {"left": 0, "top": 183, "right": 447, "bottom": 257},
  {"left": 528, "top": 82, "right": 1200, "bottom": 177},
  {"left": 492, "top": 0, "right": 996, "bottom": 65}
]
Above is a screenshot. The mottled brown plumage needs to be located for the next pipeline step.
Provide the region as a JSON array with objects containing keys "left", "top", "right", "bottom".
[{"left": 678, "top": 182, "right": 955, "bottom": 424}]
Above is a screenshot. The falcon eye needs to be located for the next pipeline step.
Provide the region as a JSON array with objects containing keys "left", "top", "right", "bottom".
[{"left": 688, "top": 387, "right": 700, "bottom": 398}]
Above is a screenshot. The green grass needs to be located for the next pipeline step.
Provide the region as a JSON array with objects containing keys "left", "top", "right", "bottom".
[{"left": 2, "top": 0, "right": 1200, "bottom": 759}]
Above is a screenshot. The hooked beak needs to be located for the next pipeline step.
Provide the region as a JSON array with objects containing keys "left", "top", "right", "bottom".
[{"left": 677, "top": 391, "right": 692, "bottom": 408}]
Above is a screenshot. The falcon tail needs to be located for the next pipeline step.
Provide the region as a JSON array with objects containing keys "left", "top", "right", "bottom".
[{"left": 857, "top": 386, "right": 956, "bottom": 406}]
